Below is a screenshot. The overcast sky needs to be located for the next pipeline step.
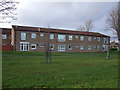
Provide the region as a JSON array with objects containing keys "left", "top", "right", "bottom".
[{"left": 0, "top": 1, "right": 118, "bottom": 41}]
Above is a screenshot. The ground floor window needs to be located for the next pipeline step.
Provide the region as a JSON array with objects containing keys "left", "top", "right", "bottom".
[
  {"left": 31, "top": 44, "right": 36, "bottom": 49},
  {"left": 103, "top": 45, "right": 108, "bottom": 51},
  {"left": 20, "top": 42, "right": 29, "bottom": 51},
  {"left": 88, "top": 45, "right": 92, "bottom": 50},
  {"left": 68, "top": 45, "right": 72, "bottom": 50},
  {"left": 58, "top": 44, "right": 65, "bottom": 51},
  {"left": 80, "top": 45, "right": 84, "bottom": 50},
  {"left": 49, "top": 44, "right": 54, "bottom": 50}
]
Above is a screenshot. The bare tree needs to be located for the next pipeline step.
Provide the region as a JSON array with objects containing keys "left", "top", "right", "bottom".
[
  {"left": 77, "top": 24, "right": 86, "bottom": 31},
  {"left": 0, "top": 0, "right": 19, "bottom": 23},
  {"left": 84, "top": 19, "right": 94, "bottom": 32},
  {"left": 106, "top": 6, "right": 120, "bottom": 49}
]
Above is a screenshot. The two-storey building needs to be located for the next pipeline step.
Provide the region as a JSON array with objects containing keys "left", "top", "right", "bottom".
[{"left": 11, "top": 25, "right": 110, "bottom": 52}]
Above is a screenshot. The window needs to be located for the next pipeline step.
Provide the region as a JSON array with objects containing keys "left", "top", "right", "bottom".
[
  {"left": 40, "top": 33, "right": 44, "bottom": 37},
  {"left": 94, "top": 37, "right": 96, "bottom": 39},
  {"left": 88, "top": 45, "right": 92, "bottom": 50},
  {"left": 104, "top": 37, "right": 108, "bottom": 44},
  {"left": 75, "top": 36, "right": 78, "bottom": 38},
  {"left": 75, "top": 44, "right": 79, "bottom": 48},
  {"left": 50, "top": 34, "right": 54, "bottom": 39},
  {"left": 69, "top": 35, "right": 72, "bottom": 40},
  {"left": 2, "top": 34, "right": 7, "bottom": 39},
  {"left": 31, "top": 44, "right": 36, "bottom": 49},
  {"left": 40, "top": 44, "right": 44, "bottom": 47},
  {"left": 58, "top": 45, "right": 65, "bottom": 51},
  {"left": 20, "top": 42, "right": 29, "bottom": 51},
  {"left": 93, "top": 46, "right": 96, "bottom": 48},
  {"left": 31, "top": 33, "right": 36, "bottom": 38},
  {"left": 88, "top": 36, "right": 92, "bottom": 41},
  {"left": 97, "top": 46, "right": 100, "bottom": 50},
  {"left": 68, "top": 45, "right": 72, "bottom": 50},
  {"left": 21, "top": 32, "right": 26, "bottom": 40},
  {"left": 103, "top": 45, "right": 108, "bottom": 51},
  {"left": 58, "top": 35, "right": 66, "bottom": 42},
  {"left": 80, "top": 36, "right": 84, "bottom": 41},
  {"left": 97, "top": 37, "right": 100, "bottom": 41},
  {"left": 80, "top": 45, "right": 84, "bottom": 50},
  {"left": 49, "top": 44, "right": 54, "bottom": 50}
]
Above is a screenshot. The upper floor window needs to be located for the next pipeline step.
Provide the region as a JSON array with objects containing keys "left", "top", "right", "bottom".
[
  {"left": 2, "top": 34, "right": 7, "bottom": 39},
  {"left": 50, "top": 34, "right": 54, "bottom": 39},
  {"left": 94, "top": 37, "right": 96, "bottom": 39},
  {"left": 75, "top": 35, "right": 78, "bottom": 38},
  {"left": 80, "top": 36, "right": 84, "bottom": 41},
  {"left": 80, "top": 45, "right": 84, "bottom": 50},
  {"left": 104, "top": 37, "right": 108, "bottom": 44},
  {"left": 31, "top": 33, "right": 36, "bottom": 38},
  {"left": 58, "top": 34, "right": 66, "bottom": 42},
  {"left": 40, "top": 33, "right": 44, "bottom": 37},
  {"left": 69, "top": 35, "right": 72, "bottom": 40},
  {"left": 88, "top": 45, "right": 92, "bottom": 50},
  {"left": 97, "top": 37, "right": 100, "bottom": 42},
  {"left": 88, "top": 36, "right": 92, "bottom": 41},
  {"left": 21, "top": 32, "right": 26, "bottom": 40}
]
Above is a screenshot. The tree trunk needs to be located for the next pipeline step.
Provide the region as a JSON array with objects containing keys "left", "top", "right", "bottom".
[{"left": 106, "top": 49, "right": 110, "bottom": 60}]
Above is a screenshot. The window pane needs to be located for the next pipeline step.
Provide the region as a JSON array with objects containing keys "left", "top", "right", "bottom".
[
  {"left": 2, "top": 35, "right": 7, "bottom": 39},
  {"left": 31, "top": 33, "right": 36, "bottom": 38},
  {"left": 58, "top": 35, "right": 66, "bottom": 42},
  {"left": 21, "top": 32, "right": 26, "bottom": 40},
  {"left": 50, "top": 34, "right": 54, "bottom": 39}
]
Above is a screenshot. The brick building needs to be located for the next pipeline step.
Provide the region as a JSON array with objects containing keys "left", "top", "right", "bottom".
[
  {"left": 11, "top": 25, "right": 110, "bottom": 52},
  {"left": 1, "top": 28, "right": 13, "bottom": 51}
]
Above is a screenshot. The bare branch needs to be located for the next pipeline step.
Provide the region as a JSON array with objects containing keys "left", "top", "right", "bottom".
[
  {"left": 84, "top": 19, "right": 94, "bottom": 32},
  {"left": 0, "top": 0, "right": 19, "bottom": 23}
]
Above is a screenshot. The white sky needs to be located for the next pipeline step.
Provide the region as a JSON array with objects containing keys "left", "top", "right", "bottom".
[{"left": 0, "top": 0, "right": 119, "bottom": 42}]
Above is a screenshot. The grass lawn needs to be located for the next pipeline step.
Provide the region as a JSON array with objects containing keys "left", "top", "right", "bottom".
[{"left": 2, "top": 51, "right": 118, "bottom": 88}]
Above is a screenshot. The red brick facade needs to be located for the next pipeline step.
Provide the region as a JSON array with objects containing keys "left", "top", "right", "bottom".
[{"left": 11, "top": 25, "right": 110, "bottom": 52}]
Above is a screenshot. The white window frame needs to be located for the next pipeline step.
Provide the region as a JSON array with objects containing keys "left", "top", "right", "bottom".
[
  {"left": 58, "top": 34, "right": 66, "bottom": 42},
  {"left": 58, "top": 44, "right": 66, "bottom": 51},
  {"left": 80, "top": 45, "right": 84, "bottom": 50},
  {"left": 40, "top": 44, "right": 44, "bottom": 47},
  {"left": 31, "top": 44, "right": 36, "bottom": 49},
  {"left": 104, "top": 37, "right": 108, "bottom": 44},
  {"left": 20, "top": 42, "right": 29, "bottom": 51},
  {"left": 88, "top": 45, "right": 92, "bottom": 50},
  {"left": 40, "top": 33, "right": 44, "bottom": 37},
  {"left": 94, "top": 37, "right": 96, "bottom": 39},
  {"left": 21, "top": 32, "right": 26, "bottom": 40},
  {"left": 97, "top": 46, "right": 100, "bottom": 50},
  {"left": 97, "top": 37, "right": 100, "bottom": 42},
  {"left": 69, "top": 35, "right": 73, "bottom": 40},
  {"left": 88, "top": 36, "right": 92, "bottom": 41},
  {"left": 50, "top": 34, "right": 54, "bottom": 39},
  {"left": 68, "top": 45, "right": 72, "bottom": 50},
  {"left": 75, "top": 44, "right": 79, "bottom": 48},
  {"left": 31, "top": 33, "right": 36, "bottom": 38},
  {"left": 80, "top": 36, "right": 84, "bottom": 41},
  {"left": 75, "top": 35, "right": 78, "bottom": 39},
  {"left": 49, "top": 44, "right": 54, "bottom": 50},
  {"left": 103, "top": 45, "right": 108, "bottom": 51},
  {"left": 2, "top": 34, "right": 7, "bottom": 39}
]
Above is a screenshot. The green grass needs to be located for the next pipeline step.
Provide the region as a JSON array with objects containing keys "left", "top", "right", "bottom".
[{"left": 2, "top": 51, "right": 118, "bottom": 88}]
